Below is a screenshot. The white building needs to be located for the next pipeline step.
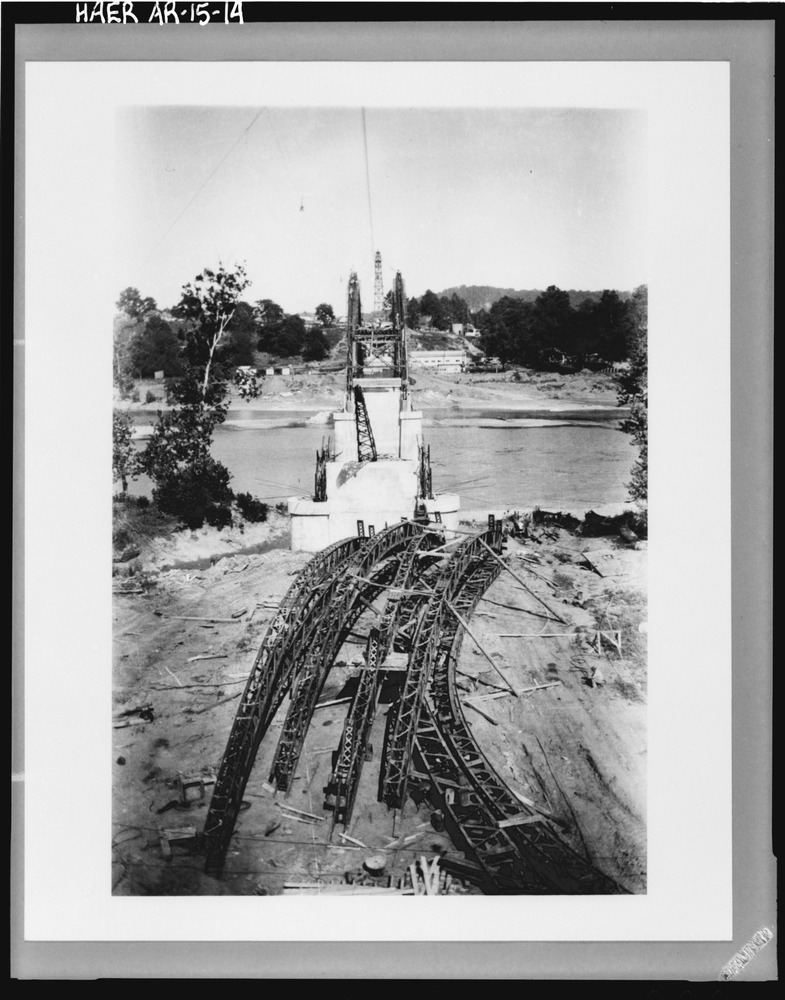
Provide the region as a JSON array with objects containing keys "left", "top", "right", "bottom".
[{"left": 409, "top": 349, "right": 466, "bottom": 373}]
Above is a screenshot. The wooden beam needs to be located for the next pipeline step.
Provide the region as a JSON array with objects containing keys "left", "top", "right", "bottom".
[
  {"left": 498, "top": 813, "right": 549, "bottom": 830},
  {"left": 477, "top": 539, "right": 566, "bottom": 624},
  {"left": 446, "top": 601, "right": 517, "bottom": 695}
]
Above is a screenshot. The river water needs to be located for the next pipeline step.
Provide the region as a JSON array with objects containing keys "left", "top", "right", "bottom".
[{"left": 129, "top": 409, "right": 635, "bottom": 515}]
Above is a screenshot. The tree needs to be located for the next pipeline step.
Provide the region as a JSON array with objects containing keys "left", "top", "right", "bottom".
[
  {"left": 253, "top": 298, "right": 285, "bottom": 329},
  {"left": 224, "top": 300, "right": 259, "bottom": 367},
  {"left": 301, "top": 328, "right": 330, "bottom": 362},
  {"left": 128, "top": 315, "right": 185, "bottom": 378},
  {"left": 117, "top": 287, "right": 157, "bottom": 321},
  {"left": 617, "top": 285, "right": 648, "bottom": 521},
  {"left": 406, "top": 296, "right": 421, "bottom": 330},
  {"left": 112, "top": 410, "right": 137, "bottom": 493},
  {"left": 482, "top": 296, "right": 536, "bottom": 364},
  {"left": 269, "top": 314, "right": 307, "bottom": 357},
  {"left": 172, "top": 262, "right": 250, "bottom": 396},
  {"left": 140, "top": 262, "right": 250, "bottom": 529},
  {"left": 592, "top": 289, "right": 634, "bottom": 362},
  {"left": 315, "top": 302, "right": 336, "bottom": 327}
]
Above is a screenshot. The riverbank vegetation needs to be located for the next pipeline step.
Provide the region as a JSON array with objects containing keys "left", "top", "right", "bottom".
[{"left": 114, "top": 263, "right": 271, "bottom": 534}]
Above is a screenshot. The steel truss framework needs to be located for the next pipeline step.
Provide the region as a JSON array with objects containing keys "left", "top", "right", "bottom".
[
  {"left": 324, "top": 528, "right": 442, "bottom": 826},
  {"left": 203, "top": 523, "right": 417, "bottom": 875},
  {"left": 410, "top": 535, "right": 626, "bottom": 895},
  {"left": 353, "top": 385, "right": 377, "bottom": 463},
  {"left": 267, "top": 522, "right": 423, "bottom": 791},
  {"left": 379, "top": 525, "right": 505, "bottom": 810},
  {"left": 203, "top": 518, "right": 625, "bottom": 892}
]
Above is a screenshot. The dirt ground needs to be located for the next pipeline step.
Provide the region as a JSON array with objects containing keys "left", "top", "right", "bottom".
[
  {"left": 112, "top": 515, "right": 646, "bottom": 896},
  {"left": 118, "top": 366, "right": 624, "bottom": 419}
]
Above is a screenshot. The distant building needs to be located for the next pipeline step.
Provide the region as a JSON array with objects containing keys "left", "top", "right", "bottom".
[
  {"left": 409, "top": 349, "right": 466, "bottom": 373},
  {"left": 463, "top": 324, "right": 481, "bottom": 340}
]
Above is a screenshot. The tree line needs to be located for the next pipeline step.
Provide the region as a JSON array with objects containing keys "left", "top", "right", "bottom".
[
  {"left": 116, "top": 286, "right": 338, "bottom": 382},
  {"left": 478, "top": 285, "right": 645, "bottom": 369}
]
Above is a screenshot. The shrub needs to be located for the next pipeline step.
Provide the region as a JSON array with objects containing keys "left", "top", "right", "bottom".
[
  {"left": 145, "top": 390, "right": 158, "bottom": 403},
  {"left": 235, "top": 492, "right": 269, "bottom": 523},
  {"left": 152, "top": 457, "right": 234, "bottom": 530}
]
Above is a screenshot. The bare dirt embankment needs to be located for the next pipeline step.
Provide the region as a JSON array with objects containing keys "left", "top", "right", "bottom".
[
  {"left": 112, "top": 514, "right": 646, "bottom": 897},
  {"left": 117, "top": 367, "right": 625, "bottom": 420}
]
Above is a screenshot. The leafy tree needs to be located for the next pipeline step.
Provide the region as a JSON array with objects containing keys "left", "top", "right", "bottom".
[
  {"left": 617, "top": 285, "right": 648, "bottom": 519},
  {"left": 315, "top": 302, "right": 336, "bottom": 327},
  {"left": 419, "top": 289, "right": 449, "bottom": 329},
  {"left": 128, "top": 315, "right": 185, "bottom": 378},
  {"left": 448, "top": 292, "right": 470, "bottom": 326},
  {"left": 224, "top": 300, "right": 259, "bottom": 367},
  {"left": 172, "top": 262, "right": 250, "bottom": 396},
  {"left": 531, "top": 285, "right": 573, "bottom": 357},
  {"left": 152, "top": 456, "right": 234, "bottom": 530},
  {"left": 112, "top": 409, "right": 137, "bottom": 493},
  {"left": 592, "top": 289, "right": 634, "bottom": 362},
  {"left": 113, "top": 333, "right": 136, "bottom": 399},
  {"left": 481, "top": 296, "right": 536, "bottom": 364},
  {"left": 117, "top": 287, "right": 157, "bottom": 320},
  {"left": 140, "top": 263, "right": 250, "bottom": 529},
  {"left": 406, "top": 296, "right": 421, "bottom": 329},
  {"left": 253, "top": 298, "right": 285, "bottom": 329},
  {"left": 269, "top": 314, "right": 307, "bottom": 357},
  {"left": 302, "top": 328, "right": 330, "bottom": 362}
]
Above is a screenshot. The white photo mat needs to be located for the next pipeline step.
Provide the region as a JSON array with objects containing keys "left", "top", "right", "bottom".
[{"left": 24, "top": 60, "right": 731, "bottom": 942}]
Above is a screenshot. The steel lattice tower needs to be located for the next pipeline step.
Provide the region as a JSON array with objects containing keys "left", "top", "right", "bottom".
[{"left": 373, "top": 250, "right": 384, "bottom": 318}]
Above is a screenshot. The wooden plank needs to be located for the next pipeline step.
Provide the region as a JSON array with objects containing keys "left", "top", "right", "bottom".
[
  {"left": 446, "top": 602, "right": 517, "bottom": 695},
  {"left": 338, "top": 832, "right": 368, "bottom": 849},
  {"left": 464, "top": 690, "right": 515, "bottom": 703},
  {"left": 498, "top": 813, "right": 549, "bottom": 830},
  {"left": 279, "top": 803, "right": 325, "bottom": 822},
  {"left": 519, "top": 681, "right": 562, "bottom": 695},
  {"left": 314, "top": 696, "right": 352, "bottom": 710},
  {"left": 477, "top": 539, "right": 566, "bottom": 623},
  {"left": 464, "top": 702, "right": 499, "bottom": 726}
]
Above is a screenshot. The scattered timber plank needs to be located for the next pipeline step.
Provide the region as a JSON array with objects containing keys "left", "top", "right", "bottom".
[
  {"left": 477, "top": 538, "right": 566, "bottom": 623},
  {"left": 190, "top": 692, "right": 242, "bottom": 714},
  {"left": 519, "top": 681, "right": 562, "bottom": 695},
  {"left": 338, "top": 832, "right": 368, "bottom": 849},
  {"left": 314, "top": 696, "right": 352, "bottom": 710},
  {"left": 278, "top": 803, "right": 325, "bottom": 822},
  {"left": 186, "top": 653, "right": 229, "bottom": 663},
  {"left": 153, "top": 612, "right": 242, "bottom": 624},
  {"left": 464, "top": 690, "right": 515, "bottom": 703},
  {"left": 456, "top": 669, "right": 509, "bottom": 693},
  {"left": 497, "top": 813, "right": 549, "bottom": 830},
  {"left": 464, "top": 702, "right": 499, "bottom": 726},
  {"left": 581, "top": 549, "right": 638, "bottom": 578},
  {"left": 446, "top": 602, "right": 517, "bottom": 695},
  {"left": 498, "top": 632, "right": 577, "bottom": 638}
]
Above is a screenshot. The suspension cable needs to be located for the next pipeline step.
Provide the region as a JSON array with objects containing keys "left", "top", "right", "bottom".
[{"left": 361, "top": 108, "right": 376, "bottom": 256}]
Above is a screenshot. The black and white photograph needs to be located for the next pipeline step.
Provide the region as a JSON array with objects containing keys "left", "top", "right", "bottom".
[
  {"left": 18, "top": 20, "right": 771, "bottom": 975},
  {"left": 110, "top": 103, "right": 649, "bottom": 898}
]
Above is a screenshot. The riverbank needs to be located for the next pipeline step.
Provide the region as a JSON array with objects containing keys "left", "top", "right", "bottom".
[
  {"left": 117, "top": 367, "right": 627, "bottom": 420},
  {"left": 112, "top": 510, "right": 646, "bottom": 897}
]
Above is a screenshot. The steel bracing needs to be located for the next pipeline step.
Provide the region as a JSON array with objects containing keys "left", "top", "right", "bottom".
[
  {"left": 203, "top": 516, "right": 626, "bottom": 893},
  {"left": 268, "top": 521, "right": 422, "bottom": 792},
  {"left": 324, "top": 529, "right": 442, "bottom": 826},
  {"left": 353, "top": 385, "right": 377, "bottom": 463}
]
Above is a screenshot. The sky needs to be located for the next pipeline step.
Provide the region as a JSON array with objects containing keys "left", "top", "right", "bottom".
[{"left": 116, "top": 105, "right": 647, "bottom": 316}]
